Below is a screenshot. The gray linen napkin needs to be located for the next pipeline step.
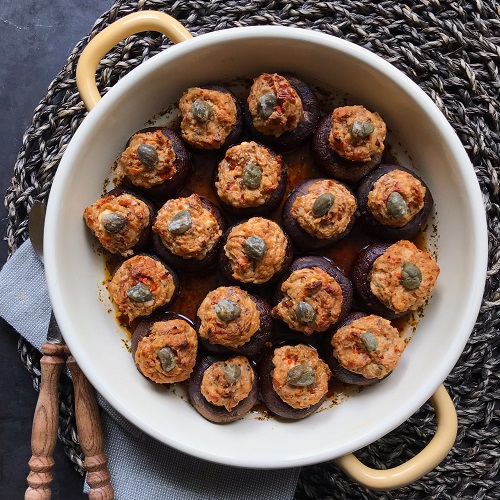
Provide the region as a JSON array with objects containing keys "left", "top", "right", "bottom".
[{"left": 0, "top": 240, "right": 300, "bottom": 499}]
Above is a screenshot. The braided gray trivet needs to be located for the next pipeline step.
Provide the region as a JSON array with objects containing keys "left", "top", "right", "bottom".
[{"left": 6, "top": 1, "right": 500, "bottom": 498}]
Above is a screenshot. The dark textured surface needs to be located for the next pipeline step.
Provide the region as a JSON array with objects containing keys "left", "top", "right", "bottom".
[
  {"left": 1, "top": 1, "right": 500, "bottom": 499},
  {"left": 0, "top": 2, "right": 112, "bottom": 498}
]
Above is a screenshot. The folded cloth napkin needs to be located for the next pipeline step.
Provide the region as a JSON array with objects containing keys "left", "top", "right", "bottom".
[{"left": 0, "top": 240, "right": 300, "bottom": 499}]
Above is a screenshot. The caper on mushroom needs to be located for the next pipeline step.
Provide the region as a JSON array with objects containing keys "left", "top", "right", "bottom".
[
  {"left": 312, "top": 193, "right": 335, "bottom": 217},
  {"left": 137, "top": 144, "right": 159, "bottom": 169},
  {"left": 386, "top": 191, "right": 408, "bottom": 218},
  {"left": 400, "top": 262, "right": 422, "bottom": 290},
  {"left": 349, "top": 120, "right": 375, "bottom": 141},
  {"left": 224, "top": 363, "right": 241, "bottom": 385},
  {"left": 126, "top": 282, "right": 153, "bottom": 303},
  {"left": 101, "top": 212, "right": 126, "bottom": 233},
  {"left": 242, "top": 162, "right": 262, "bottom": 189},
  {"left": 191, "top": 99, "right": 213, "bottom": 123},
  {"left": 215, "top": 298, "right": 242, "bottom": 322},
  {"left": 360, "top": 331, "right": 378, "bottom": 352},
  {"left": 168, "top": 210, "right": 192, "bottom": 235},
  {"left": 256, "top": 91, "right": 277, "bottom": 120},
  {"left": 244, "top": 236, "right": 267, "bottom": 260},
  {"left": 287, "top": 364, "right": 316, "bottom": 387},
  {"left": 295, "top": 301, "right": 317, "bottom": 323},
  {"left": 157, "top": 346, "right": 177, "bottom": 372}
]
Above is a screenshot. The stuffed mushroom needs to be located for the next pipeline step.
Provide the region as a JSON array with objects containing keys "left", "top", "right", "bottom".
[
  {"left": 312, "top": 105, "right": 386, "bottom": 183},
  {"left": 195, "top": 286, "right": 272, "bottom": 356},
  {"left": 282, "top": 178, "right": 357, "bottom": 250},
  {"left": 324, "top": 312, "right": 405, "bottom": 386},
  {"left": 352, "top": 240, "right": 440, "bottom": 319},
  {"left": 219, "top": 217, "right": 293, "bottom": 286},
  {"left": 244, "top": 72, "right": 320, "bottom": 152},
  {"left": 83, "top": 187, "right": 155, "bottom": 257},
  {"left": 260, "top": 343, "right": 331, "bottom": 420},
  {"left": 114, "top": 127, "right": 191, "bottom": 200},
  {"left": 272, "top": 256, "right": 353, "bottom": 335},
  {"left": 356, "top": 164, "right": 434, "bottom": 240},
  {"left": 188, "top": 355, "right": 258, "bottom": 424},
  {"left": 132, "top": 314, "right": 198, "bottom": 384},
  {"left": 152, "top": 194, "right": 226, "bottom": 272},
  {"left": 178, "top": 85, "right": 244, "bottom": 152},
  {"left": 214, "top": 141, "right": 288, "bottom": 217},
  {"left": 107, "top": 253, "right": 180, "bottom": 323}
]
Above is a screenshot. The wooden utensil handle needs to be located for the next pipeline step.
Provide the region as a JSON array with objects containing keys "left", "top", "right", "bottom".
[
  {"left": 25, "top": 342, "right": 65, "bottom": 500},
  {"left": 65, "top": 349, "right": 114, "bottom": 500}
]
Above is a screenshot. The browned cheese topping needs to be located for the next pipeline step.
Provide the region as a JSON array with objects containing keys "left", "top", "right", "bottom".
[
  {"left": 290, "top": 179, "right": 357, "bottom": 239},
  {"left": 215, "top": 141, "right": 283, "bottom": 208},
  {"left": 134, "top": 319, "right": 198, "bottom": 384},
  {"left": 200, "top": 356, "right": 254, "bottom": 412},
  {"left": 272, "top": 344, "right": 331, "bottom": 409},
  {"left": 329, "top": 105, "right": 386, "bottom": 162},
  {"left": 272, "top": 267, "right": 343, "bottom": 335},
  {"left": 367, "top": 169, "right": 426, "bottom": 227},
  {"left": 107, "top": 255, "right": 175, "bottom": 322},
  {"left": 197, "top": 287, "right": 261, "bottom": 348},
  {"left": 115, "top": 131, "right": 177, "bottom": 188},
  {"left": 370, "top": 240, "right": 440, "bottom": 313},
  {"left": 83, "top": 193, "right": 150, "bottom": 256},
  {"left": 224, "top": 217, "right": 288, "bottom": 284},
  {"left": 332, "top": 315, "right": 405, "bottom": 379},
  {"left": 179, "top": 87, "right": 237, "bottom": 149},
  {"left": 247, "top": 73, "right": 303, "bottom": 137},
  {"left": 153, "top": 194, "right": 222, "bottom": 260}
]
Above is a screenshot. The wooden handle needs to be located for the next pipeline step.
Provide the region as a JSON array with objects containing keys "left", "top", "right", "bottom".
[
  {"left": 25, "top": 342, "right": 65, "bottom": 500},
  {"left": 65, "top": 348, "right": 114, "bottom": 499}
]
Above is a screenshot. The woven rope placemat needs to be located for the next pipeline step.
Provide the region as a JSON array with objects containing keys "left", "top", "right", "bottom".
[{"left": 6, "top": 1, "right": 500, "bottom": 498}]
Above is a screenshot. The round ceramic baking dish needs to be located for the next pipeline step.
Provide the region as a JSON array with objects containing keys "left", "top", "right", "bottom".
[{"left": 44, "top": 11, "right": 488, "bottom": 490}]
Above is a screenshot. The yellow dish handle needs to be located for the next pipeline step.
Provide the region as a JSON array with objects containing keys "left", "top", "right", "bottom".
[
  {"left": 335, "top": 384, "right": 457, "bottom": 490},
  {"left": 76, "top": 11, "right": 193, "bottom": 111}
]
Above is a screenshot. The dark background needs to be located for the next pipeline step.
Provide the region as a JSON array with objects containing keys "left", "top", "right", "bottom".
[{"left": 0, "top": 1, "right": 112, "bottom": 497}]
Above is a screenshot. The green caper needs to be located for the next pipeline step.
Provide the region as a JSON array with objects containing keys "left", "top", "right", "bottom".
[
  {"left": 256, "top": 91, "right": 277, "bottom": 120},
  {"left": 126, "top": 282, "right": 153, "bottom": 303},
  {"left": 215, "top": 298, "right": 242, "bottom": 322},
  {"left": 191, "top": 99, "right": 213, "bottom": 123},
  {"left": 157, "top": 346, "right": 177, "bottom": 372},
  {"left": 386, "top": 191, "right": 408, "bottom": 218},
  {"left": 242, "top": 163, "right": 263, "bottom": 189},
  {"left": 137, "top": 144, "right": 159, "bottom": 169},
  {"left": 349, "top": 120, "right": 375, "bottom": 141},
  {"left": 295, "top": 301, "right": 317, "bottom": 323},
  {"left": 312, "top": 193, "right": 335, "bottom": 217},
  {"left": 168, "top": 210, "right": 192, "bottom": 235},
  {"left": 244, "top": 236, "right": 267, "bottom": 260},
  {"left": 224, "top": 363, "right": 241, "bottom": 385},
  {"left": 101, "top": 212, "right": 126, "bottom": 233},
  {"left": 400, "top": 262, "right": 422, "bottom": 290},
  {"left": 287, "top": 364, "right": 316, "bottom": 387},
  {"left": 360, "top": 331, "right": 378, "bottom": 352}
]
